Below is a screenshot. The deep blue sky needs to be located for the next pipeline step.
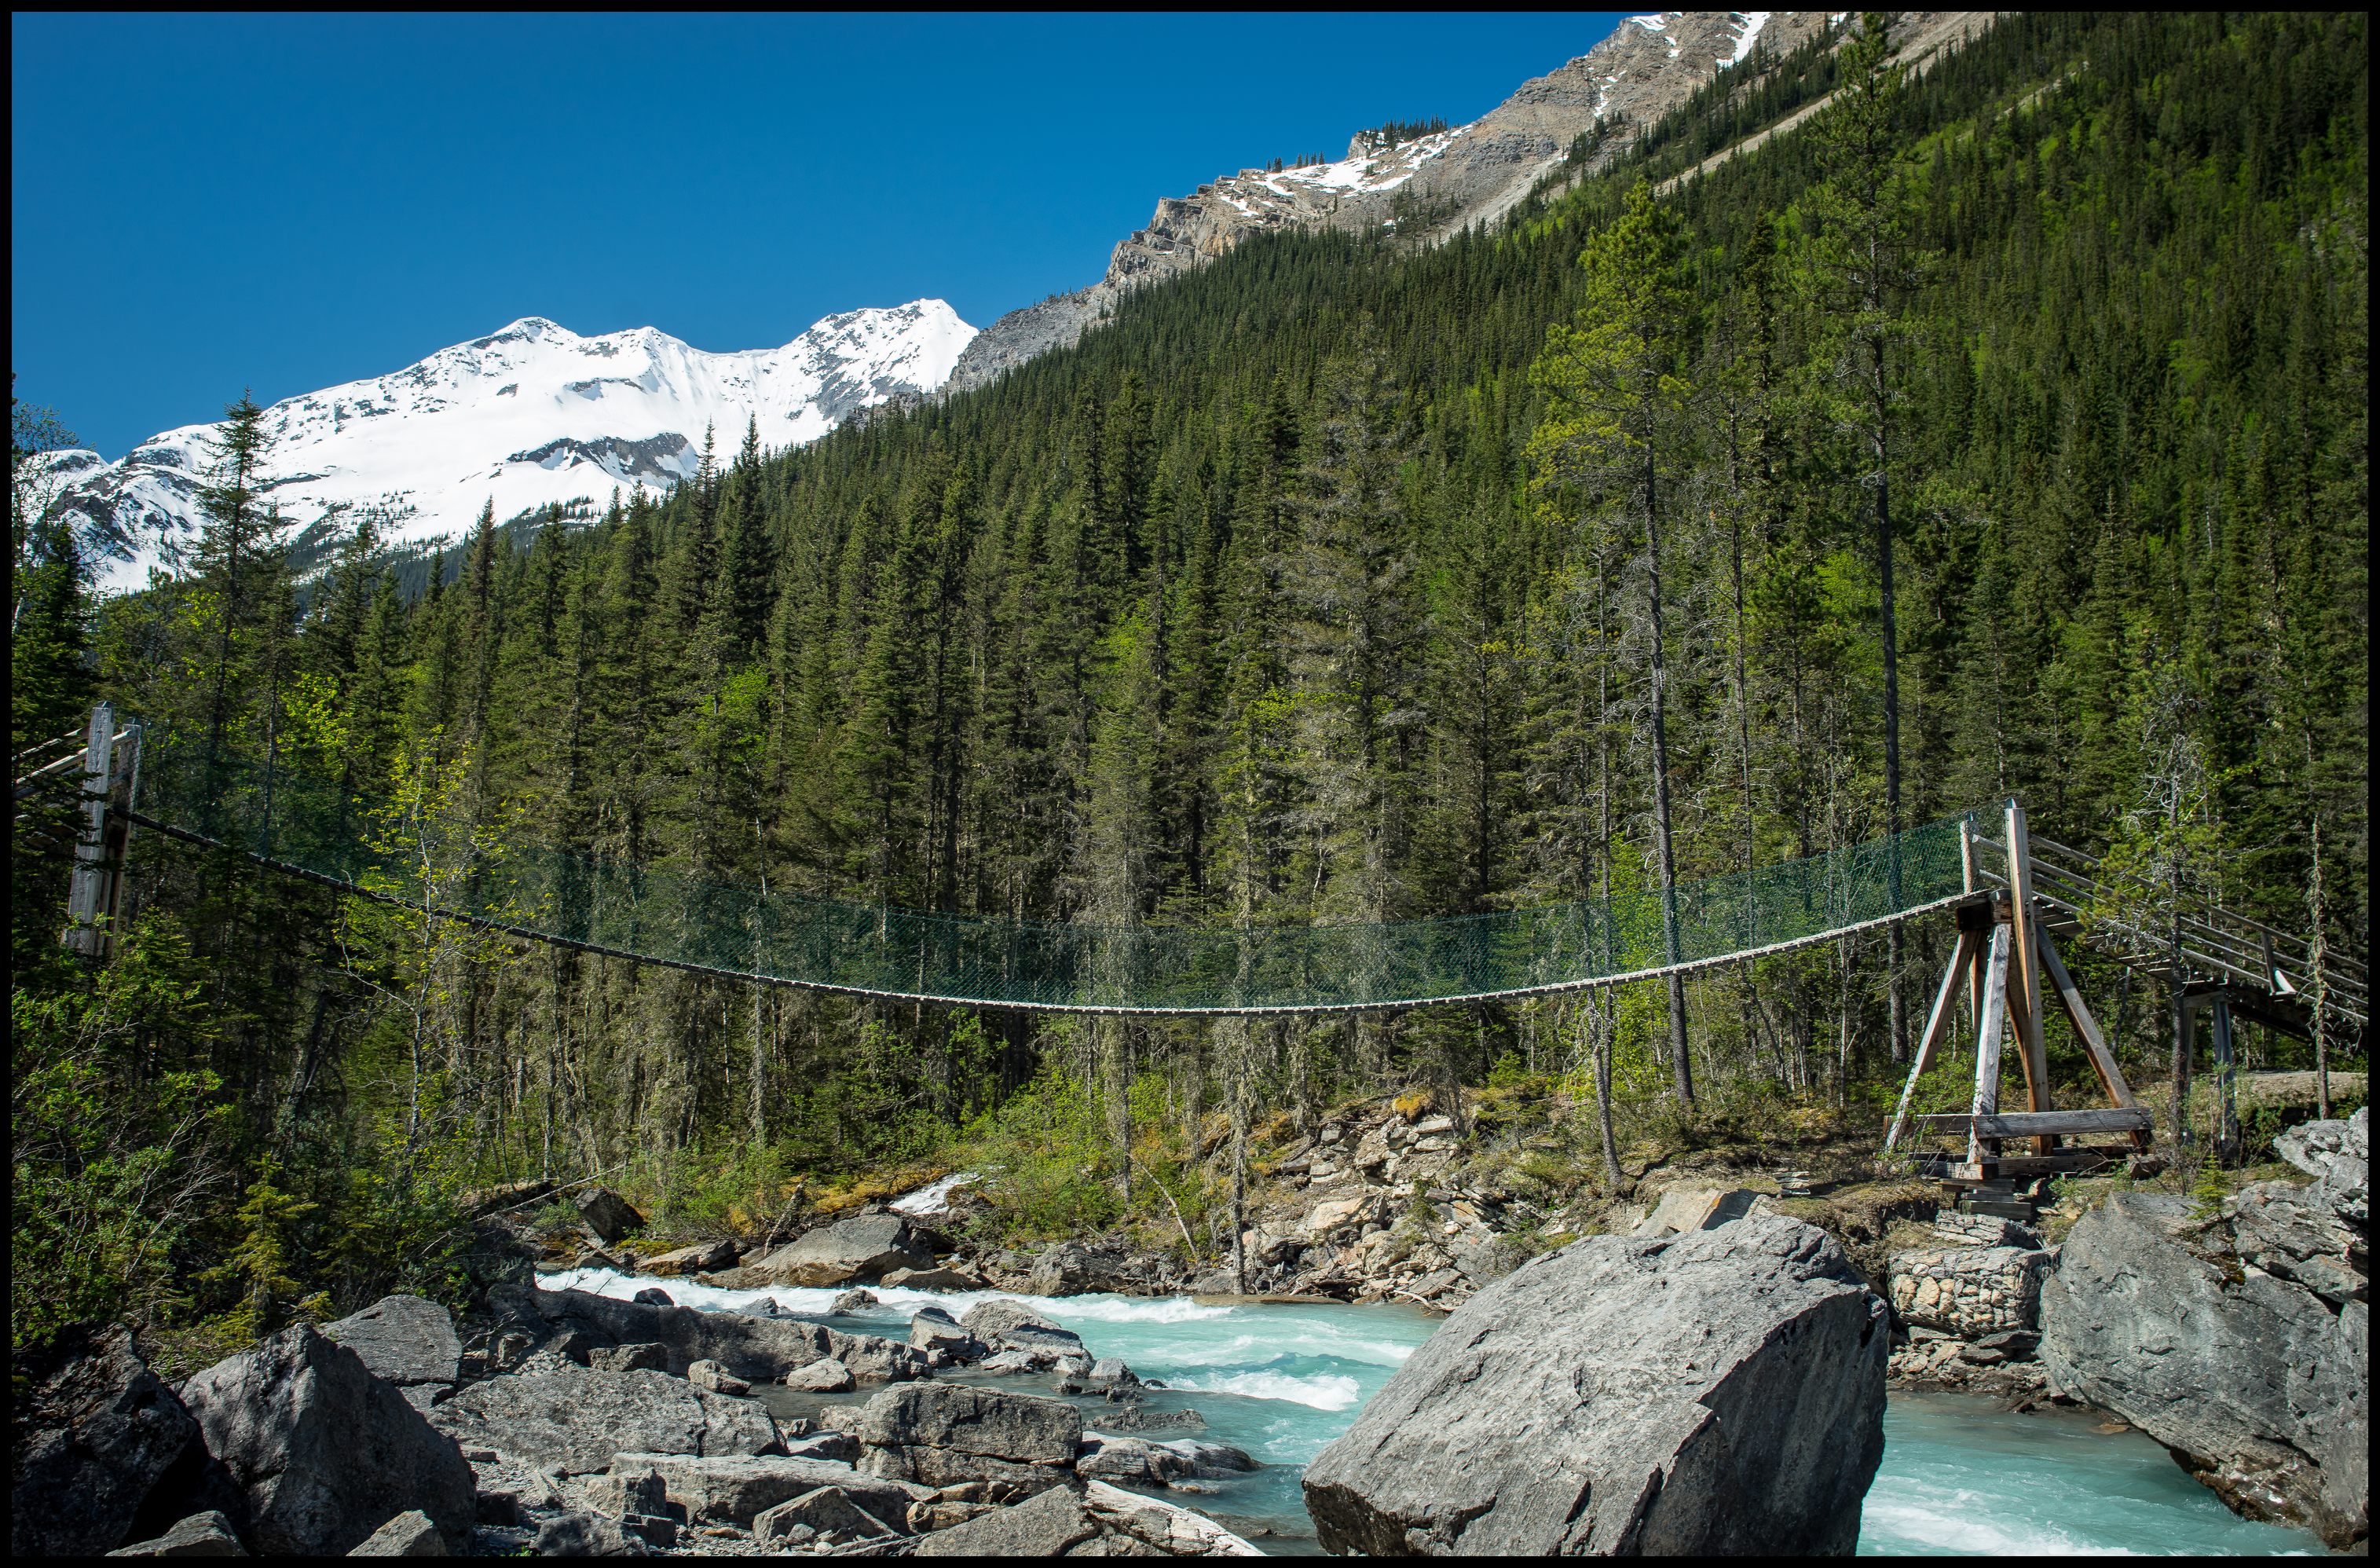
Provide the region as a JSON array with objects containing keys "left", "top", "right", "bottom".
[{"left": 13, "top": 13, "right": 1630, "bottom": 459}]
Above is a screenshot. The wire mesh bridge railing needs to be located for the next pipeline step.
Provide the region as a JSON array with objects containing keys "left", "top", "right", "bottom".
[{"left": 90, "top": 720, "right": 1983, "bottom": 1015}]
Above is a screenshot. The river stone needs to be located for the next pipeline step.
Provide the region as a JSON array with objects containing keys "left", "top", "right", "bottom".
[
  {"left": 427, "top": 1361, "right": 780, "bottom": 1475},
  {"left": 1302, "top": 1214, "right": 1886, "bottom": 1555},
  {"left": 617, "top": 1452, "right": 928, "bottom": 1527},
  {"left": 751, "top": 1485, "right": 900, "bottom": 1542},
  {"left": 913, "top": 1479, "right": 1100, "bottom": 1556},
  {"left": 909, "top": 1311, "right": 987, "bottom": 1363},
  {"left": 101, "top": 1509, "right": 248, "bottom": 1556},
  {"left": 784, "top": 1358, "right": 855, "bottom": 1394},
  {"left": 347, "top": 1508, "right": 445, "bottom": 1555},
  {"left": 12, "top": 1324, "right": 231, "bottom": 1558},
  {"left": 178, "top": 1325, "right": 477, "bottom": 1556},
  {"left": 2039, "top": 1191, "right": 2364, "bottom": 1544},
  {"left": 574, "top": 1189, "right": 645, "bottom": 1246},
  {"left": 587, "top": 1343, "right": 668, "bottom": 1374},
  {"left": 322, "top": 1297, "right": 462, "bottom": 1392},
  {"left": 747, "top": 1214, "right": 932, "bottom": 1288},
  {"left": 684, "top": 1359, "right": 749, "bottom": 1395},
  {"left": 487, "top": 1285, "right": 930, "bottom": 1383},
  {"left": 1077, "top": 1434, "right": 1255, "bottom": 1487},
  {"left": 1081, "top": 1479, "right": 1265, "bottom": 1555},
  {"left": 643, "top": 1239, "right": 738, "bottom": 1277},
  {"left": 960, "top": 1299, "right": 1086, "bottom": 1355},
  {"left": 881, "top": 1266, "right": 979, "bottom": 1290},
  {"left": 831, "top": 1288, "right": 879, "bottom": 1315},
  {"left": 858, "top": 1383, "right": 1082, "bottom": 1493}
]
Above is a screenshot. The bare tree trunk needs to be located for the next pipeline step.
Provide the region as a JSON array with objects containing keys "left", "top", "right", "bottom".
[
  {"left": 1591, "top": 995, "right": 1622, "bottom": 1189},
  {"left": 1642, "top": 455, "right": 1693, "bottom": 1106}
]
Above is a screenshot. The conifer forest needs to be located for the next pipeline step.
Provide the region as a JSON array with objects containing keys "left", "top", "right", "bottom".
[{"left": 10, "top": 11, "right": 2368, "bottom": 1359}]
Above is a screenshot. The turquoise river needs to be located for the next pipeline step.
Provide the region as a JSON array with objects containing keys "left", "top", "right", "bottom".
[{"left": 546, "top": 1267, "right": 2325, "bottom": 1555}]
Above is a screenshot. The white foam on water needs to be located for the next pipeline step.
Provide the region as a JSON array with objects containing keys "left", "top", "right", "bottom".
[
  {"left": 1860, "top": 1486, "right": 2133, "bottom": 1556},
  {"left": 1040, "top": 1295, "right": 1237, "bottom": 1326},
  {"left": 890, "top": 1171, "right": 977, "bottom": 1214},
  {"left": 1170, "top": 1368, "right": 1364, "bottom": 1411}
]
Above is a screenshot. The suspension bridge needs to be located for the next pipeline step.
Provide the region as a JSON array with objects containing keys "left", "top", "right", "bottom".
[{"left": 19, "top": 706, "right": 2366, "bottom": 1180}]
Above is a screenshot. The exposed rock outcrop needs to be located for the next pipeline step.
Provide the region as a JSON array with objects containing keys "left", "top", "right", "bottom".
[
  {"left": 1302, "top": 1214, "right": 1887, "bottom": 1555},
  {"left": 12, "top": 1325, "right": 233, "bottom": 1558},
  {"left": 947, "top": 15, "right": 1993, "bottom": 396},
  {"left": 176, "top": 1325, "right": 477, "bottom": 1555},
  {"left": 2041, "top": 1111, "right": 2367, "bottom": 1548}
]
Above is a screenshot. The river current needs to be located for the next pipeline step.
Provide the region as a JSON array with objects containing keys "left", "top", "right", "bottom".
[{"left": 543, "top": 1266, "right": 2323, "bottom": 1555}]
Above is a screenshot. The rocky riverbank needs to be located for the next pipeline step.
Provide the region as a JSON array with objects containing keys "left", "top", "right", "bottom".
[{"left": 11, "top": 1280, "right": 1265, "bottom": 1557}]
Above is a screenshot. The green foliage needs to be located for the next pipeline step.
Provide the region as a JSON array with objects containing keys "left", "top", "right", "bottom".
[
  {"left": 10, "top": 12, "right": 2367, "bottom": 1340},
  {"left": 9, "top": 920, "right": 233, "bottom": 1353}
]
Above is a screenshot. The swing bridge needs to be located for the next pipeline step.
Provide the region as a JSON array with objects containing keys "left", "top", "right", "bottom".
[{"left": 19, "top": 705, "right": 2367, "bottom": 1184}]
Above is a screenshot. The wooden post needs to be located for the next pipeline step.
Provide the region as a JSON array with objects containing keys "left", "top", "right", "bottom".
[
  {"left": 2005, "top": 800, "right": 2055, "bottom": 1152},
  {"left": 1967, "top": 923, "right": 2011, "bottom": 1174},
  {"left": 2035, "top": 925, "right": 2148, "bottom": 1153},
  {"left": 1961, "top": 820, "right": 1980, "bottom": 1035},
  {"left": 62, "top": 703, "right": 119, "bottom": 959},
  {"left": 2212, "top": 990, "right": 2238, "bottom": 1165},
  {"left": 1884, "top": 926, "right": 1979, "bottom": 1156}
]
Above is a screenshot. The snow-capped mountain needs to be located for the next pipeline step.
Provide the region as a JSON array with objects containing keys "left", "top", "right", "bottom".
[{"left": 48, "top": 300, "right": 976, "bottom": 590}]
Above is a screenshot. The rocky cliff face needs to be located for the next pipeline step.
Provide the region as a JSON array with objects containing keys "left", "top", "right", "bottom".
[
  {"left": 947, "top": 13, "right": 1991, "bottom": 394},
  {"left": 2038, "top": 1110, "right": 2367, "bottom": 1549}
]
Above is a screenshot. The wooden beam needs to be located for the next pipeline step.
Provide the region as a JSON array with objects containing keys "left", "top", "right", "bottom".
[
  {"left": 1974, "top": 1108, "right": 2154, "bottom": 1138},
  {"left": 1884, "top": 929, "right": 1979, "bottom": 1155},
  {"left": 1968, "top": 923, "right": 2010, "bottom": 1168},
  {"left": 1950, "top": 1151, "right": 2118, "bottom": 1180},
  {"left": 2036, "top": 925, "right": 2143, "bottom": 1121},
  {"left": 2005, "top": 801, "right": 2054, "bottom": 1151}
]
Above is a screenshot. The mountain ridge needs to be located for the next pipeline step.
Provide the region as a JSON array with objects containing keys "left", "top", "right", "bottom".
[{"left": 47, "top": 301, "right": 976, "bottom": 590}]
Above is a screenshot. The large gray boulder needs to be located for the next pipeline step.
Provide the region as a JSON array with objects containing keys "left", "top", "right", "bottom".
[
  {"left": 574, "top": 1189, "right": 646, "bottom": 1247},
  {"left": 177, "top": 1325, "right": 476, "bottom": 1555},
  {"left": 12, "top": 1325, "right": 233, "bottom": 1557},
  {"left": 323, "top": 1297, "right": 461, "bottom": 1394},
  {"left": 959, "top": 1298, "right": 1087, "bottom": 1355},
  {"left": 746, "top": 1214, "right": 933, "bottom": 1288},
  {"left": 427, "top": 1362, "right": 780, "bottom": 1475},
  {"left": 1302, "top": 1214, "right": 1887, "bottom": 1555},
  {"left": 857, "top": 1383, "right": 1082, "bottom": 1493},
  {"left": 2041, "top": 1188, "right": 2366, "bottom": 1547},
  {"left": 490, "top": 1284, "right": 930, "bottom": 1383}
]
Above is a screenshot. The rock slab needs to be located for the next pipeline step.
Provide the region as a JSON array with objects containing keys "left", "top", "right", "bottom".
[
  {"left": 1302, "top": 1214, "right": 1887, "bottom": 1555},
  {"left": 322, "top": 1296, "right": 461, "bottom": 1391},
  {"left": 427, "top": 1361, "right": 779, "bottom": 1475},
  {"left": 177, "top": 1325, "right": 476, "bottom": 1556}
]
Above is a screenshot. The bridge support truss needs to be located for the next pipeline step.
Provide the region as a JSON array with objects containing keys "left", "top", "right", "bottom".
[{"left": 1882, "top": 801, "right": 2154, "bottom": 1182}]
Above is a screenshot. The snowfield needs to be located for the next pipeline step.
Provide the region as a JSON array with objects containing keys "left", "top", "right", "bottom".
[{"left": 46, "top": 300, "right": 976, "bottom": 590}]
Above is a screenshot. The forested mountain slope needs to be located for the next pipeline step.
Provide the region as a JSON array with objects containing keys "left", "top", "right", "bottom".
[{"left": 12, "top": 12, "right": 2366, "bottom": 1350}]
